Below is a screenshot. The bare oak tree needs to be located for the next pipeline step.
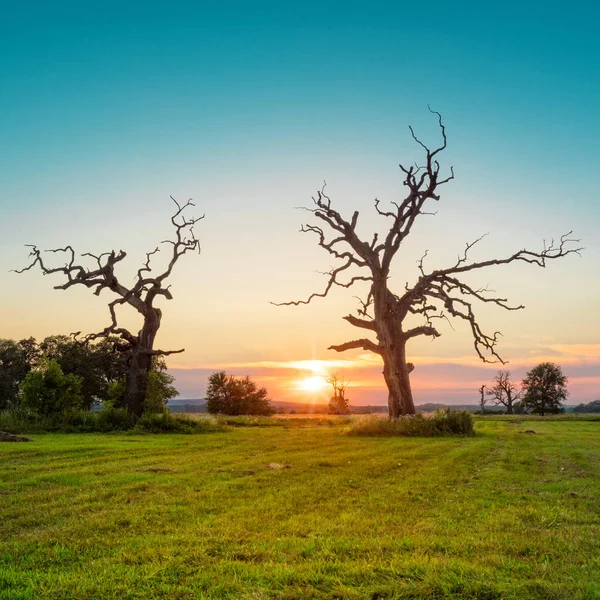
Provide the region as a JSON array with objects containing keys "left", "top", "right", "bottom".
[
  {"left": 14, "top": 197, "right": 202, "bottom": 417},
  {"left": 327, "top": 372, "right": 351, "bottom": 414},
  {"left": 275, "top": 110, "right": 582, "bottom": 418},
  {"left": 486, "top": 370, "right": 521, "bottom": 414}
]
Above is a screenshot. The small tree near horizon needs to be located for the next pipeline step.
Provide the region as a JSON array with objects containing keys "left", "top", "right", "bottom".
[
  {"left": 327, "top": 373, "right": 351, "bottom": 415},
  {"left": 521, "top": 362, "right": 567, "bottom": 416},
  {"left": 486, "top": 370, "right": 521, "bottom": 415},
  {"left": 206, "top": 371, "right": 274, "bottom": 416},
  {"left": 478, "top": 384, "right": 489, "bottom": 414}
]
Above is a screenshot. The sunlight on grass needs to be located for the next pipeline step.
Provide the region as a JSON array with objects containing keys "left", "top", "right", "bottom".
[{"left": 1, "top": 419, "right": 599, "bottom": 599}]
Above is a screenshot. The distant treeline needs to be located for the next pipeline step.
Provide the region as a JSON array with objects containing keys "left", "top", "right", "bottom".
[
  {"left": 573, "top": 400, "right": 600, "bottom": 413},
  {"left": 167, "top": 400, "right": 506, "bottom": 415}
]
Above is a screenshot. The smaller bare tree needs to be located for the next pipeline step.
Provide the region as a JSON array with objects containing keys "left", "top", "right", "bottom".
[
  {"left": 13, "top": 198, "right": 202, "bottom": 417},
  {"left": 327, "top": 373, "right": 351, "bottom": 414},
  {"left": 478, "top": 384, "right": 489, "bottom": 414},
  {"left": 486, "top": 370, "right": 521, "bottom": 415}
]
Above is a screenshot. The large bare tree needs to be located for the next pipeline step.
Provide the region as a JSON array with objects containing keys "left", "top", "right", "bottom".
[
  {"left": 275, "top": 111, "right": 581, "bottom": 418},
  {"left": 14, "top": 197, "right": 202, "bottom": 417}
]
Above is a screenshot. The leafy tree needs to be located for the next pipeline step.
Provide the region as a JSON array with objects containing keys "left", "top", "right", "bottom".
[
  {"left": 144, "top": 362, "right": 179, "bottom": 413},
  {"left": 521, "top": 363, "right": 567, "bottom": 416},
  {"left": 20, "top": 359, "right": 84, "bottom": 416},
  {"left": 486, "top": 370, "right": 521, "bottom": 414},
  {"left": 0, "top": 338, "right": 39, "bottom": 409},
  {"left": 327, "top": 373, "right": 351, "bottom": 415},
  {"left": 105, "top": 358, "right": 178, "bottom": 414},
  {"left": 206, "top": 371, "right": 274, "bottom": 416},
  {"left": 40, "top": 335, "right": 128, "bottom": 409},
  {"left": 275, "top": 111, "right": 581, "bottom": 418}
]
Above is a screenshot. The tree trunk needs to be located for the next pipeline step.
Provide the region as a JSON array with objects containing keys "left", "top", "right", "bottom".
[
  {"left": 123, "top": 309, "right": 161, "bottom": 417},
  {"left": 125, "top": 350, "right": 152, "bottom": 417},
  {"left": 382, "top": 344, "right": 415, "bottom": 419}
]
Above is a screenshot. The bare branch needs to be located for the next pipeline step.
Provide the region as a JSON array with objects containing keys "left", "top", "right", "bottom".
[
  {"left": 343, "top": 314, "right": 377, "bottom": 331},
  {"left": 328, "top": 338, "right": 383, "bottom": 355}
]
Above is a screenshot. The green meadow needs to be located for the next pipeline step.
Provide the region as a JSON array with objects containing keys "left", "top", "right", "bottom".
[{"left": 1, "top": 418, "right": 599, "bottom": 599}]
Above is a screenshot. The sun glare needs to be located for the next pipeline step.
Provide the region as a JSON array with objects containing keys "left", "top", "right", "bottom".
[{"left": 297, "top": 375, "right": 328, "bottom": 392}]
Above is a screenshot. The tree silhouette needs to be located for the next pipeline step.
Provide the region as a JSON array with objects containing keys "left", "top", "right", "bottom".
[
  {"left": 486, "top": 370, "right": 521, "bottom": 414},
  {"left": 14, "top": 198, "right": 202, "bottom": 417},
  {"left": 327, "top": 373, "right": 351, "bottom": 414},
  {"left": 275, "top": 110, "right": 582, "bottom": 418},
  {"left": 521, "top": 362, "right": 567, "bottom": 415}
]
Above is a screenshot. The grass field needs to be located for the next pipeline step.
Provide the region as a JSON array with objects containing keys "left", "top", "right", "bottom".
[{"left": 1, "top": 418, "right": 599, "bottom": 599}]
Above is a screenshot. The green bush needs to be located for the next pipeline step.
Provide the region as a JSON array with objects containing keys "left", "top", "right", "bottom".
[
  {"left": 20, "top": 360, "right": 84, "bottom": 416},
  {"left": 348, "top": 409, "right": 474, "bottom": 437}
]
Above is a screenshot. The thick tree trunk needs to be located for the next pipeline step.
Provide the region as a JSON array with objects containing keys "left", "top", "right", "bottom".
[
  {"left": 382, "top": 344, "right": 416, "bottom": 419},
  {"left": 123, "top": 309, "right": 161, "bottom": 417},
  {"left": 373, "top": 286, "right": 416, "bottom": 419},
  {"left": 125, "top": 350, "right": 152, "bottom": 417}
]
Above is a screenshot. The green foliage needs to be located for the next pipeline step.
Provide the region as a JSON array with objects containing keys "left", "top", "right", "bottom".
[
  {"left": 206, "top": 371, "right": 274, "bottom": 416},
  {"left": 40, "top": 335, "right": 128, "bottom": 410},
  {"left": 144, "top": 365, "right": 178, "bottom": 413},
  {"left": 134, "top": 412, "right": 224, "bottom": 434},
  {"left": 0, "top": 407, "right": 223, "bottom": 434},
  {"left": 0, "top": 338, "right": 38, "bottom": 409},
  {"left": 106, "top": 357, "right": 178, "bottom": 415},
  {"left": 0, "top": 335, "right": 129, "bottom": 411},
  {"left": 348, "top": 409, "right": 475, "bottom": 437},
  {"left": 522, "top": 362, "right": 568, "bottom": 415},
  {"left": 19, "top": 360, "right": 84, "bottom": 416}
]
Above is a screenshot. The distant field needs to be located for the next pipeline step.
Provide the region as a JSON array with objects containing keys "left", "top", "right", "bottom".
[{"left": 1, "top": 419, "right": 599, "bottom": 599}]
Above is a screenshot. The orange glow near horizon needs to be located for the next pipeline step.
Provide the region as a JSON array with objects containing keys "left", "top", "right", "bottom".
[{"left": 296, "top": 375, "right": 328, "bottom": 392}]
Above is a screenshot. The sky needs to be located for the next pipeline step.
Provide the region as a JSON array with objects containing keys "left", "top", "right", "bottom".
[{"left": 1, "top": 1, "right": 599, "bottom": 406}]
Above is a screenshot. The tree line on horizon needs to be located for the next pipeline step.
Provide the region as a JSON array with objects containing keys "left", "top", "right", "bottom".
[{"left": 7, "top": 111, "right": 585, "bottom": 421}]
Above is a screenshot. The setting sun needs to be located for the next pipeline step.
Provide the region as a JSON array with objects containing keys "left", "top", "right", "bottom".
[{"left": 296, "top": 375, "right": 328, "bottom": 392}]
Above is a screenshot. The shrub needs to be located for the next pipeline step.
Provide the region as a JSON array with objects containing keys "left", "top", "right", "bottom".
[
  {"left": 20, "top": 360, "right": 84, "bottom": 416},
  {"left": 95, "top": 407, "right": 136, "bottom": 431},
  {"left": 348, "top": 409, "right": 474, "bottom": 437}
]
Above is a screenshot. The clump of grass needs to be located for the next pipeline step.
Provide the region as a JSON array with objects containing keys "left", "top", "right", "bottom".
[
  {"left": 0, "top": 408, "right": 223, "bottom": 434},
  {"left": 0, "top": 408, "right": 54, "bottom": 434},
  {"left": 134, "top": 412, "right": 224, "bottom": 433},
  {"left": 348, "top": 409, "right": 474, "bottom": 437},
  {"left": 215, "top": 415, "right": 284, "bottom": 427},
  {"left": 214, "top": 414, "right": 353, "bottom": 428}
]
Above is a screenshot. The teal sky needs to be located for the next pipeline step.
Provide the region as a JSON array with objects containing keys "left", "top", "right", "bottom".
[{"left": 1, "top": 1, "right": 599, "bottom": 404}]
